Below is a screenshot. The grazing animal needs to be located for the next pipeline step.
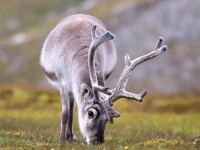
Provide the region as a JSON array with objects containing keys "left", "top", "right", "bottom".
[{"left": 40, "top": 14, "right": 167, "bottom": 144}]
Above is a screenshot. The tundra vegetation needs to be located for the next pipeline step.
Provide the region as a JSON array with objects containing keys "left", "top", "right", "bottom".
[{"left": 0, "top": 86, "right": 200, "bottom": 149}]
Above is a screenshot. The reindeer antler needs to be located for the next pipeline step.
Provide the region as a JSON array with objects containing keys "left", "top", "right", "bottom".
[
  {"left": 109, "top": 37, "right": 167, "bottom": 106},
  {"left": 88, "top": 25, "right": 114, "bottom": 100},
  {"left": 88, "top": 25, "right": 167, "bottom": 123},
  {"left": 88, "top": 25, "right": 120, "bottom": 123}
]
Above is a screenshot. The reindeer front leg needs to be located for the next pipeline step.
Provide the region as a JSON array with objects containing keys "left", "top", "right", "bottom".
[
  {"left": 66, "top": 93, "right": 76, "bottom": 142},
  {"left": 59, "top": 84, "right": 76, "bottom": 143}
]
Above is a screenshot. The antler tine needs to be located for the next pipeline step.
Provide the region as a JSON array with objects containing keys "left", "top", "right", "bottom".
[
  {"left": 154, "top": 37, "right": 163, "bottom": 50},
  {"left": 88, "top": 25, "right": 114, "bottom": 98},
  {"left": 109, "top": 37, "right": 167, "bottom": 106},
  {"left": 91, "top": 25, "right": 115, "bottom": 47}
]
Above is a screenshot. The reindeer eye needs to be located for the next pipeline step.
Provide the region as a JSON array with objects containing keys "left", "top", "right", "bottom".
[
  {"left": 87, "top": 108, "right": 98, "bottom": 119},
  {"left": 84, "top": 88, "right": 88, "bottom": 94},
  {"left": 88, "top": 111, "right": 94, "bottom": 119}
]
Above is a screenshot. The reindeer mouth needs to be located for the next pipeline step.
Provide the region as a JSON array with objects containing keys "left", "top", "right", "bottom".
[{"left": 85, "top": 136, "right": 104, "bottom": 144}]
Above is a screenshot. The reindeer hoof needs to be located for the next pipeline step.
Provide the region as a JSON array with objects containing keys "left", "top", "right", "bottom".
[
  {"left": 66, "top": 133, "right": 76, "bottom": 143},
  {"left": 60, "top": 133, "right": 76, "bottom": 144},
  {"left": 60, "top": 135, "right": 66, "bottom": 144}
]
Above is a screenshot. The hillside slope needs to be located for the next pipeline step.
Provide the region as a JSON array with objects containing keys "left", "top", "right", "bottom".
[{"left": 0, "top": 0, "right": 199, "bottom": 94}]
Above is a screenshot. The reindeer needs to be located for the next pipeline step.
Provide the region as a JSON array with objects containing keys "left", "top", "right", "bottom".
[{"left": 40, "top": 14, "right": 167, "bottom": 144}]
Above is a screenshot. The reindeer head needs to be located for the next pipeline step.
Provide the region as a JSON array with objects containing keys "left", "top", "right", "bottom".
[
  {"left": 79, "top": 25, "right": 167, "bottom": 144},
  {"left": 79, "top": 83, "right": 109, "bottom": 144}
]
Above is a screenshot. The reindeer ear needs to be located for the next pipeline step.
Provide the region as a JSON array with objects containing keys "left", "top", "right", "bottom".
[{"left": 81, "top": 83, "right": 91, "bottom": 98}]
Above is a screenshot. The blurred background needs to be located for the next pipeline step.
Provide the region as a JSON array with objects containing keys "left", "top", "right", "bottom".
[{"left": 0, "top": 0, "right": 199, "bottom": 94}]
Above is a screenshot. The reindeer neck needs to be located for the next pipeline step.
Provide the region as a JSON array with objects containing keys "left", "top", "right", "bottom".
[{"left": 71, "top": 65, "right": 104, "bottom": 103}]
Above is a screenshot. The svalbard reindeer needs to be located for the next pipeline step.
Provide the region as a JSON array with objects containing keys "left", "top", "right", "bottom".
[{"left": 40, "top": 14, "right": 167, "bottom": 144}]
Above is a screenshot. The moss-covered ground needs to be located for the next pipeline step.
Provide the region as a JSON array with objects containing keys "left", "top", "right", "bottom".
[{"left": 0, "top": 86, "right": 200, "bottom": 149}]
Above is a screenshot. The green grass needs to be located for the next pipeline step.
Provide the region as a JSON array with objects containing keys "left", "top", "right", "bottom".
[{"left": 0, "top": 86, "right": 200, "bottom": 149}]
